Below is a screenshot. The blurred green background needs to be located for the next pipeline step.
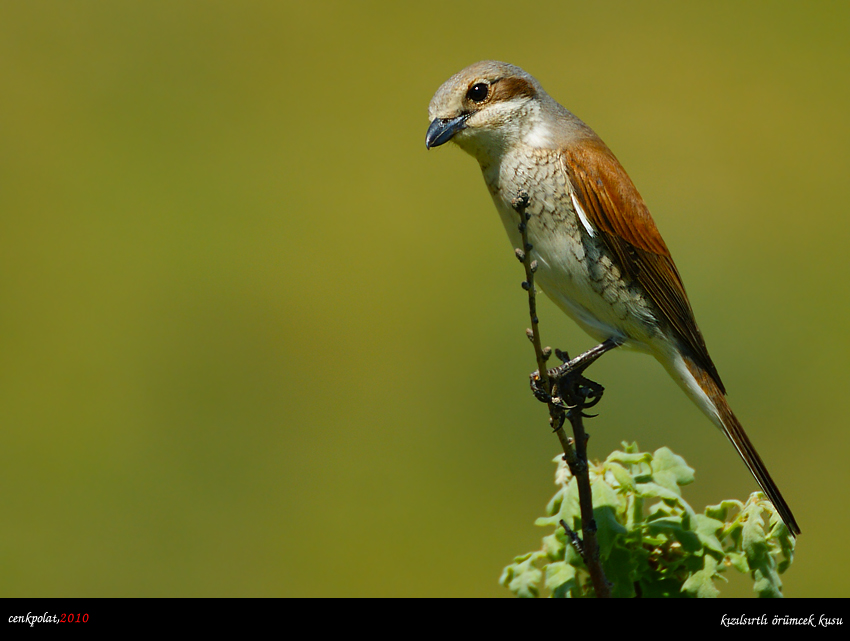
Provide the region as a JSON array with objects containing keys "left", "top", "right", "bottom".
[{"left": 1, "top": 1, "right": 848, "bottom": 597}]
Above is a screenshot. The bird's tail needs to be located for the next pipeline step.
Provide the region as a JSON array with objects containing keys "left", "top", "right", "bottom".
[{"left": 668, "top": 353, "right": 800, "bottom": 536}]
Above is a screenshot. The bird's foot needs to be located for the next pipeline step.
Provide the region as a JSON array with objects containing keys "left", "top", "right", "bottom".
[{"left": 529, "top": 340, "right": 620, "bottom": 415}]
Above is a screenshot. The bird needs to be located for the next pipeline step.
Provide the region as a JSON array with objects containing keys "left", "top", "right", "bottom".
[{"left": 425, "top": 60, "right": 800, "bottom": 536}]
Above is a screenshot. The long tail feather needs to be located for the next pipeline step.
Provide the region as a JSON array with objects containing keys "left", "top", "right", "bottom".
[
  {"left": 676, "top": 354, "right": 800, "bottom": 536},
  {"left": 713, "top": 392, "right": 800, "bottom": 535}
]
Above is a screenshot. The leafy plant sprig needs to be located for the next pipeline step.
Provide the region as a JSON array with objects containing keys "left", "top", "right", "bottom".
[{"left": 500, "top": 442, "right": 795, "bottom": 598}]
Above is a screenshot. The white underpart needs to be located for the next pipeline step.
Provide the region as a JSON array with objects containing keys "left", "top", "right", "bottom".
[
  {"left": 571, "top": 191, "right": 595, "bottom": 237},
  {"left": 663, "top": 349, "right": 723, "bottom": 430},
  {"left": 523, "top": 117, "right": 554, "bottom": 148}
]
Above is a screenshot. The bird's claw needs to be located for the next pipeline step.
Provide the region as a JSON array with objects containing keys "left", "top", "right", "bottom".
[{"left": 529, "top": 361, "right": 605, "bottom": 416}]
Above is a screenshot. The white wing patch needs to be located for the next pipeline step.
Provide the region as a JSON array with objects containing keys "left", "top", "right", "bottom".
[{"left": 571, "top": 191, "right": 595, "bottom": 237}]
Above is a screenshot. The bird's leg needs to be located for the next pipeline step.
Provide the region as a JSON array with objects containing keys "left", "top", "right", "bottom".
[
  {"left": 548, "top": 338, "right": 621, "bottom": 380},
  {"left": 530, "top": 338, "right": 621, "bottom": 413}
]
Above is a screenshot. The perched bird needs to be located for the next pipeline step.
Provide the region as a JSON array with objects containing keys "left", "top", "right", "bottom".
[{"left": 426, "top": 61, "right": 799, "bottom": 536}]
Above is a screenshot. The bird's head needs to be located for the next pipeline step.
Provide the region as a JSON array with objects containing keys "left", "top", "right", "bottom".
[{"left": 426, "top": 61, "right": 551, "bottom": 161}]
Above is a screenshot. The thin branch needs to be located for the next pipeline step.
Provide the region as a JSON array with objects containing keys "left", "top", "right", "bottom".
[{"left": 511, "top": 191, "right": 611, "bottom": 598}]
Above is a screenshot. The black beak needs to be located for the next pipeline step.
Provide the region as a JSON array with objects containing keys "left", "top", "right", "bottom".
[{"left": 425, "top": 114, "right": 469, "bottom": 149}]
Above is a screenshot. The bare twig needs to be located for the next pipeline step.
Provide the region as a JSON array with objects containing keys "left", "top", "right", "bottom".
[
  {"left": 559, "top": 519, "right": 584, "bottom": 559},
  {"left": 511, "top": 191, "right": 611, "bottom": 598}
]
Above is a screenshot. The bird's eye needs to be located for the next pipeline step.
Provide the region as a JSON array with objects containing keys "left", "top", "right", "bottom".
[{"left": 467, "top": 82, "right": 489, "bottom": 103}]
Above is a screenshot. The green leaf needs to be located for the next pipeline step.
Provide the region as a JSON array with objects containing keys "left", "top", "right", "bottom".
[
  {"left": 652, "top": 447, "right": 695, "bottom": 487},
  {"left": 646, "top": 516, "right": 701, "bottom": 553},
  {"left": 542, "top": 531, "right": 565, "bottom": 561},
  {"left": 501, "top": 556, "right": 542, "bottom": 598},
  {"left": 606, "top": 448, "right": 653, "bottom": 482},
  {"left": 636, "top": 481, "right": 685, "bottom": 503},
  {"left": 727, "top": 551, "right": 749, "bottom": 573},
  {"left": 682, "top": 555, "right": 721, "bottom": 598},
  {"left": 590, "top": 478, "right": 627, "bottom": 561},
  {"left": 605, "top": 461, "right": 636, "bottom": 492},
  {"left": 545, "top": 485, "right": 565, "bottom": 517},
  {"left": 502, "top": 445, "right": 795, "bottom": 598},
  {"left": 556, "top": 477, "right": 581, "bottom": 527},
  {"left": 591, "top": 474, "right": 623, "bottom": 510},
  {"left": 603, "top": 544, "right": 637, "bottom": 598},
  {"left": 705, "top": 499, "right": 743, "bottom": 523},
  {"left": 604, "top": 450, "right": 652, "bottom": 466},
  {"left": 545, "top": 562, "right": 577, "bottom": 598},
  {"left": 741, "top": 502, "right": 784, "bottom": 598},
  {"left": 693, "top": 514, "right": 725, "bottom": 556},
  {"left": 593, "top": 505, "right": 627, "bottom": 561}
]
